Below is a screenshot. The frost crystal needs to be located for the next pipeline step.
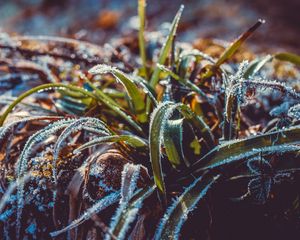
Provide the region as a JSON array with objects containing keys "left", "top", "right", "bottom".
[
  {"left": 50, "top": 191, "right": 120, "bottom": 237},
  {"left": 288, "top": 104, "right": 300, "bottom": 119}
]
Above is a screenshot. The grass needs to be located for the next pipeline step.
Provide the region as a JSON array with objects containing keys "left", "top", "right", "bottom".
[{"left": 1, "top": 0, "right": 300, "bottom": 239}]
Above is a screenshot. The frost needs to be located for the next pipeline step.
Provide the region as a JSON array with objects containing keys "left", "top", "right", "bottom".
[
  {"left": 0, "top": 209, "right": 14, "bottom": 222},
  {"left": 52, "top": 117, "right": 110, "bottom": 188},
  {"left": 15, "top": 119, "right": 75, "bottom": 237},
  {"left": 207, "top": 144, "right": 300, "bottom": 170},
  {"left": 288, "top": 103, "right": 300, "bottom": 119},
  {"left": 26, "top": 223, "right": 37, "bottom": 235},
  {"left": 154, "top": 175, "right": 218, "bottom": 240},
  {"left": 105, "top": 164, "right": 143, "bottom": 240},
  {"left": 246, "top": 155, "right": 296, "bottom": 204},
  {"left": 270, "top": 102, "right": 290, "bottom": 117},
  {"left": 0, "top": 116, "right": 62, "bottom": 143},
  {"left": 120, "top": 163, "right": 141, "bottom": 204},
  {"left": 50, "top": 191, "right": 120, "bottom": 237}
]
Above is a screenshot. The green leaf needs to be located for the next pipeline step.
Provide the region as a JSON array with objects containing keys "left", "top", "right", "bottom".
[
  {"left": 154, "top": 175, "right": 220, "bottom": 240},
  {"left": 163, "top": 119, "right": 186, "bottom": 167},
  {"left": 74, "top": 135, "right": 148, "bottom": 153},
  {"left": 215, "top": 19, "right": 265, "bottom": 67},
  {"left": 0, "top": 83, "right": 97, "bottom": 127},
  {"left": 149, "top": 102, "right": 178, "bottom": 200},
  {"left": 86, "top": 80, "right": 144, "bottom": 135},
  {"left": 138, "top": 0, "right": 148, "bottom": 79},
  {"left": 149, "top": 5, "right": 184, "bottom": 87},
  {"left": 192, "top": 125, "right": 300, "bottom": 172},
  {"left": 177, "top": 104, "right": 215, "bottom": 149},
  {"left": 89, "top": 64, "right": 145, "bottom": 114},
  {"left": 274, "top": 52, "right": 300, "bottom": 66},
  {"left": 157, "top": 63, "right": 209, "bottom": 101},
  {"left": 146, "top": 5, "right": 184, "bottom": 114},
  {"left": 149, "top": 102, "right": 214, "bottom": 200}
]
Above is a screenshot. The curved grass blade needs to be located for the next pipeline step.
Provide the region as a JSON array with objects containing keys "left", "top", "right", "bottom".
[
  {"left": 154, "top": 175, "right": 220, "bottom": 240},
  {"left": 150, "top": 102, "right": 214, "bottom": 199},
  {"left": 192, "top": 125, "right": 300, "bottom": 172},
  {"left": 120, "top": 163, "right": 142, "bottom": 204},
  {"left": 106, "top": 185, "right": 155, "bottom": 240},
  {"left": 74, "top": 135, "right": 148, "bottom": 154},
  {"left": 86, "top": 80, "right": 144, "bottom": 135},
  {"left": 89, "top": 64, "right": 145, "bottom": 115},
  {"left": 163, "top": 119, "right": 185, "bottom": 167},
  {"left": 52, "top": 117, "right": 111, "bottom": 188},
  {"left": 149, "top": 102, "right": 179, "bottom": 200},
  {"left": 0, "top": 83, "right": 97, "bottom": 127},
  {"left": 177, "top": 104, "right": 215, "bottom": 148},
  {"left": 274, "top": 52, "right": 300, "bottom": 66},
  {"left": 0, "top": 116, "right": 62, "bottom": 142},
  {"left": 15, "top": 119, "right": 76, "bottom": 237}
]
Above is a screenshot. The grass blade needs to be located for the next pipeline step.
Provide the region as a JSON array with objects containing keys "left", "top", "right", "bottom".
[
  {"left": 215, "top": 19, "right": 265, "bottom": 67},
  {"left": 146, "top": 5, "right": 184, "bottom": 114},
  {"left": 74, "top": 135, "right": 148, "bottom": 154},
  {"left": 0, "top": 83, "right": 97, "bottom": 127},
  {"left": 192, "top": 125, "right": 300, "bottom": 172},
  {"left": 163, "top": 119, "right": 185, "bottom": 167},
  {"left": 243, "top": 54, "right": 273, "bottom": 79},
  {"left": 149, "top": 102, "right": 178, "bottom": 200},
  {"left": 107, "top": 185, "right": 155, "bottom": 240},
  {"left": 149, "top": 5, "right": 184, "bottom": 88},
  {"left": 89, "top": 65, "right": 145, "bottom": 115},
  {"left": 274, "top": 52, "right": 300, "bottom": 66},
  {"left": 154, "top": 175, "right": 220, "bottom": 240},
  {"left": 138, "top": 0, "right": 148, "bottom": 79}
]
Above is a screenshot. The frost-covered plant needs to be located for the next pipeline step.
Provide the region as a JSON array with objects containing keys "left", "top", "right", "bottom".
[{"left": 1, "top": 0, "right": 300, "bottom": 239}]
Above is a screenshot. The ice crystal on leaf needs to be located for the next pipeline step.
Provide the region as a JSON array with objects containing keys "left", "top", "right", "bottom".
[
  {"left": 288, "top": 103, "right": 300, "bottom": 119},
  {"left": 50, "top": 191, "right": 120, "bottom": 237}
]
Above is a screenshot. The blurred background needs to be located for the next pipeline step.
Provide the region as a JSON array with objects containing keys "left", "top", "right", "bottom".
[{"left": 0, "top": 0, "right": 299, "bottom": 53}]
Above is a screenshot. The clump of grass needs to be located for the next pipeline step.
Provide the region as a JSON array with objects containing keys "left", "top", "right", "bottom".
[{"left": 1, "top": 0, "right": 300, "bottom": 239}]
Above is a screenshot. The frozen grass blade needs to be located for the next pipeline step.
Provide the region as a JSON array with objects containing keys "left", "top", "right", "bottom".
[
  {"left": 191, "top": 125, "right": 300, "bottom": 172},
  {"left": 0, "top": 116, "right": 62, "bottom": 142},
  {"left": 105, "top": 164, "right": 143, "bottom": 240},
  {"left": 243, "top": 54, "right": 273, "bottom": 79},
  {"left": 86, "top": 79, "right": 144, "bottom": 134},
  {"left": 15, "top": 119, "right": 75, "bottom": 236},
  {"left": 106, "top": 185, "right": 155, "bottom": 240},
  {"left": 52, "top": 117, "right": 111, "bottom": 188},
  {"left": 150, "top": 102, "right": 214, "bottom": 200},
  {"left": 50, "top": 191, "right": 120, "bottom": 238},
  {"left": 89, "top": 65, "right": 145, "bottom": 117},
  {"left": 120, "top": 163, "right": 142, "bottom": 204},
  {"left": 149, "top": 102, "right": 179, "bottom": 200},
  {"left": 154, "top": 175, "right": 220, "bottom": 240},
  {"left": 0, "top": 83, "right": 97, "bottom": 127},
  {"left": 163, "top": 119, "right": 185, "bottom": 167}
]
